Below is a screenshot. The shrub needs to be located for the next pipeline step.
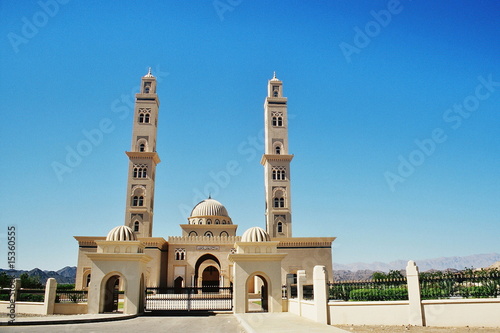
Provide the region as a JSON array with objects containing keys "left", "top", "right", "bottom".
[
  {"left": 17, "top": 293, "right": 44, "bottom": 302},
  {"left": 57, "top": 284, "right": 75, "bottom": 290},
  {"left": 349, "top": 288, "right": 408, "bottom": 301}
]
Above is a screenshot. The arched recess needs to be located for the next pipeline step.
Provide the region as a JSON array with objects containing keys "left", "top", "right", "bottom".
[
  {"left": 245, "top": 272, "right": 270, "bottom": 313},
  {"left": 194, "top": 253, "right": 221, "bottom": 288},
  {"left": 174, "top": 276, "right": 184, "bottom": 293},
  {"left": 100, "top": 272, "right": 126, "bottom": 313},
  {"left": 202, "top": 266, "right": 220, "bottom": 291}
]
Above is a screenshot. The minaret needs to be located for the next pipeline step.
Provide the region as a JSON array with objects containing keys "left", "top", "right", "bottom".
[
  {"left": 124, "top": 68, "right": 161, "bottom": 238},
  {"left": 261, "top": 72, "right": 293, "bottom": 238}
]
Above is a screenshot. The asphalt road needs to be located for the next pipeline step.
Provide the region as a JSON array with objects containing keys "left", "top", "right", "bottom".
[{"left": 1, "top": 314, "right": 244, "bottom": 333}]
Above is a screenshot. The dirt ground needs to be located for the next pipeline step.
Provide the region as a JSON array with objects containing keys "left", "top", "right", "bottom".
[{"left": 335, "top": 325, "right": 500, "bottom": 333}]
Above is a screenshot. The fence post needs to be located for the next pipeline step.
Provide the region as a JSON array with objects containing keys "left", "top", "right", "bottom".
[
  {"left": 297, "top": 270, "right": 306, "bottom": 316},
  {"left": 406, "top": 260, "right": 424, "bottom": 326},
  {"left": 313, "top": 265, "right": 329, "bottom": 325},
  {"left": 43, "top": 278, "right": 58, "bottom": 315}
]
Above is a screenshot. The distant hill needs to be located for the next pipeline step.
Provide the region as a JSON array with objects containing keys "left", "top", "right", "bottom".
[
  {"left": 0, "top": 266, "right": 76, "bottom": 285},
  {"left": 333, "top": 253, "right": 500, "bottom": 272},
  {"left": 333, "top": 253, "right": 500, "bottom": 281}
]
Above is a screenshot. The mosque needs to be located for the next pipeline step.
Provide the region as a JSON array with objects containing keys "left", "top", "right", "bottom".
[{"left": 73, "top": 69, "right": 335, "bottom": 313}]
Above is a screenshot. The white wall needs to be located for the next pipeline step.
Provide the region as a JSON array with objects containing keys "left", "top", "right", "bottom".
[
  {"left": 328, "top": 301, "right": 409, "bottom": 326},
  {"left": 423, "top": 299, "right": 500, "bottom": 327}
]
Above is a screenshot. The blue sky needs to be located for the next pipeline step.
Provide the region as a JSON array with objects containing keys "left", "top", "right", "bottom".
[{"left": 0, "top": 0, "right": 498, "bottom": 271}]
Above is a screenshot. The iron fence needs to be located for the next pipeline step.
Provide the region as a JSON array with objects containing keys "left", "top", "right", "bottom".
[
  {"left": 145, "top": 286, "right": 232, "bottom": 311},
  {"left": 56, "top": 289, "right": 88, "bottom": 303},
  {"left": 329, "top": 278, "right": 408, "bottom": 301},
  {"left": 420, "top": 270, "right": 500, "bottom": 299}
]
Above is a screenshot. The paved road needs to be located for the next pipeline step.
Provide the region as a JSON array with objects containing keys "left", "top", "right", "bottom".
[{"left": 2, "top": 314, "right": 244, "bottom": 333}]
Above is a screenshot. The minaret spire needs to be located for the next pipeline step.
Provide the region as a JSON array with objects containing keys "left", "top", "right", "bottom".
[
  {"left": 123, "top": 71, "right": 161, "bottom": 237},
  {"left": 261, "top": 74, "right": 293, "bottom": 238}
]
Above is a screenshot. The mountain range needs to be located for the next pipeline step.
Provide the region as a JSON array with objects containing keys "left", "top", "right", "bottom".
[{"left": 0, "top": 266, "right": 76, "bottom": 285}]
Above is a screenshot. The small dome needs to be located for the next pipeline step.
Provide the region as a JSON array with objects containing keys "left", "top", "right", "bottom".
[
  {"left": 241, "top": 227, "right": 270, "bottom": 242},
  {"left": 190, "top": 198, "right": 229, "bottom": 218},
  {"left": 106, "top": 225, "right": 137, "bottom": 241}
]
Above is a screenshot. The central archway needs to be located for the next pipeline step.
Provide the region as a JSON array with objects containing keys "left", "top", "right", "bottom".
[
  {"left": 202, "top": 266, "right": 220, "bottom": 292},
  {"left": 194, "top": 253, "right": 221, "bottom": 288}
]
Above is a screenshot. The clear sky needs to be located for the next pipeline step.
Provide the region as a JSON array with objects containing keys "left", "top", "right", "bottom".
[{"left": 0, "top": 1, "right": 498, "bottom": 271}]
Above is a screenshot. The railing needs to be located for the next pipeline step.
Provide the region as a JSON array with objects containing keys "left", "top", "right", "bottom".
[
  {"left": 329, "top": 278, "right": 408, "bottom": 301},
  {"left": 420, "top": 269, "right": 500, "bottom": 299},
  {"left": 56, "top": 289, "right": 88, "bottom": 303}
]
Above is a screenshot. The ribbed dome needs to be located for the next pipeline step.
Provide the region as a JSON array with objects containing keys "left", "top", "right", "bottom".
[
  {"left": 106, "top": 225, "right": 137, "bottom": 241},
  {"left": 241, "top": 227, "right": 271, "bottom": 242},
  {"left": 190, "top": 198, "right": 229, "bottom": 218}
]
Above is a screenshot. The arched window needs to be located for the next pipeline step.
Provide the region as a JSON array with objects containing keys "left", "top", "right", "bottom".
[
  {"left": 220, "top": 231, "right": 229, "bottom": 237},
  {"left": 280, "top": 170, "right": 286, "bottom": 180},
  {"left": 273, "top": 91, "right": 278, "bottom": 97},
  {"left": 204, "top": 231, "right": 213, "bottom": 237},
  {"left": 274, "top": 197, "right": 279, "bottom": 208},
  {"left": 139, "top": 113, "right": 145, "bottom": 123},
  {"left": 198, "top": 219, "right": 203, "bottom": 225},
  {"left": 134, "top": 221, "right": 139, "bottom": 232},
  {"left": 277, "top": 222, "right": 283, "bottom": 233},
  {"left": 206, "top": 219, "right": 212, "bottom": 225},
  {"left": 133, "top": 196, "right": 144, "bottom": 206},
  {"left": 222, "top": 220, "right": 226, "bottom": 224},
  {"left": 272, "top": 170, "right": 277, "bottom": 180},
  {"left": 145, "top": 114, "right": 150, "bottom": 123},
  {"left": 139, "top": 143, "right": 145, "bottom": 152},
  {"left": 85, "top": 273, "right": 91, "bottom": 287},
  {"left": 277, "top": 117, "right": 283, "bottom": 126},
  {"left": 189, "top": 231, "right": 198, "bottom": 237},
  {"left": 144, "top": 87, "right": 150, "bottom": 93},
  {"left": 272, "top": 116, "right": 277, "bottom": 126},
  {"left": 279, "top": 198, "right": 284, "bottom": 207},
  {"left": 275, "top": 146, "right": 281, "bottom": 155},
  {"left": 215, "top": 219, "right": 220, "bottom": 224}
]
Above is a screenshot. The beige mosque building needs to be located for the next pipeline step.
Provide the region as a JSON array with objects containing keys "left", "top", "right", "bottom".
[{"left": 73, "top": 69, "right": 335, "bottom": 313}]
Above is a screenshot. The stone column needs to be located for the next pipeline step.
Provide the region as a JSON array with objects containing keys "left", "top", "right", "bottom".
[
  {"left": 313, "top": 265, "right": 329, "bottom": 325},
  {"left": 406, "top": 260, "right": 424, "bottom": 326},
  {"left": 43, "top": 278, "right": 58, "bottom": 315},
  {"left": 297, "top": 270, "right": 306, "bottom": 316}
]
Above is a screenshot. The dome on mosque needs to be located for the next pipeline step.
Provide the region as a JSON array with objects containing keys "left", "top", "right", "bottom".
[
  {"left": 188, "top": 198, "right": 233, "bottom": 225},
  {"left": 241, "top": 227, "right": 271, "bottom": 242},
  {"left": 106, "top": 225, "right": 137, "bottom": 241}
]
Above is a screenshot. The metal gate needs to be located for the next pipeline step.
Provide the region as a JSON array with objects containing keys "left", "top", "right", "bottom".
[{"left": 145, "top": 286, "right": 233, "bottom": 311}]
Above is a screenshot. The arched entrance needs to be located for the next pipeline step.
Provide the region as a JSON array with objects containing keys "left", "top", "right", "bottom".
[
  {"left": 103, "top": 275, "right": 121, "bottom": 313},
  {"left": 246, "top": 274, "right": 269, "bottom": 313},
  {"left": 194, "top": 254, "right": 222, "bottom": 288},
  {"left": 202, "top": 266, "right": 220, "bottom": 292}
]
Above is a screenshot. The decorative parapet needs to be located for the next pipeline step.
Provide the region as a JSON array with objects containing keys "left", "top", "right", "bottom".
[
  {"left": 275, "top": 237, "right": 336, "bottom": 248},
  {"left": 168, "top": 235, "right": 241, "bottom": 244}
]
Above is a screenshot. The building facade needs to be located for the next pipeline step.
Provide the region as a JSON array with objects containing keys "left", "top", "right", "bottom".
[{"left": 74, "top": 70, "right": 335, "bottom": 291}]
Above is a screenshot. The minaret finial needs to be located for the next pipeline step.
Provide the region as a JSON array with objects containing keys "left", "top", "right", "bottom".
[
  {"left": 208, "top": 193, "right": 212, "bottom": 199},
  {"left": 144, "top": 67, "right": 153, "bottom": 77},
  {"left": 271, "top": 71, "right": 279, "bottom": 81}
]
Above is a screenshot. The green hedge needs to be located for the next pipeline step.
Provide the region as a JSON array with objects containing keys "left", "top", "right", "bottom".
[
  {"left": 17, "top": 293, "right": 44, "bottom": 302},
  {"left": 349, "top": 288, "right": 408, "bottom": 301}
]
